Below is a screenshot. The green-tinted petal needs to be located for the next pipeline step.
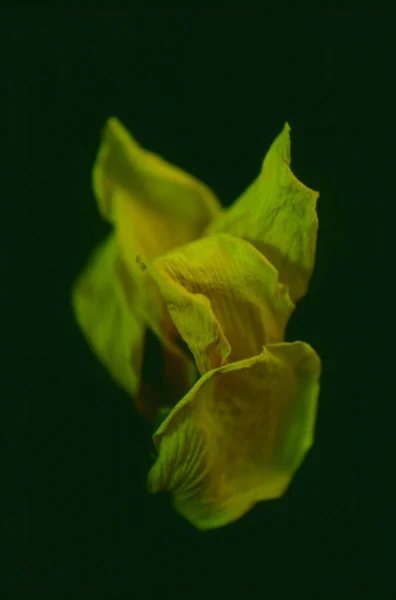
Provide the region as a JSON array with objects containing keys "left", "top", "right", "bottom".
[
  {"left": 71, "top": 234, "right": 196, "bottom": 419},
  {"left": 94, "top": 117, "right": 222, "bottom": 260},
  {"left": 72, "top": 115, "right": 221, "bottom": 418},
  {"left": 204, "top": 123, "right": 319, "bottom": 303},
  {"left": 148, "top": 341, "right": 321, "bottom": 530},
  {"left": 147, "top": 233, "right": 294, "bottom": 375},
  {"left": 71, "top": 235, "right": 145, "bottom": 399}
]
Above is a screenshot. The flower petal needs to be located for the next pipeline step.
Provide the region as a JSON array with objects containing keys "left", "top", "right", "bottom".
[
  {"left": 146, "top": 233, "right": 294, "bottom": 375},
  {"left": 94, "top": 117, "right": 222, "bottom": 260},
  {"left": 148, "top": 341, "right": 321, "bottom": 531},
  {"left": 71, "top": 235, "right": 196, "bottom": 419},
  {"left": 204, "top": 123, "right": 319, "bottom": 302},
  {"left": 71, "top": 235, "right": 145, "bottom": 399},
  {"left": 72, "top": 116, "right": 220, "bottom": 418}
]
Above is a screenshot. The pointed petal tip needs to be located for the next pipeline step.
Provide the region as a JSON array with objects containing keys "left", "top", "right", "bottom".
[
  {"left": 105, "top": 115, "right": 121, "bottom": 129},
  {"left": 101, "top": 117, "right": 130, "bottom": 142},
  {"left": 100, "top": 116, "right": 116, "bottom": 135},
  {"left": 272, "top": 121, "right": 291, "bottom": 165},
  {"left": 277, "top": 122, "right": 320, "bottom": 201}
]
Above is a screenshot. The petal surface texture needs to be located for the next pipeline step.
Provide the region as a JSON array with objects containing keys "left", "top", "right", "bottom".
[
  {"left": 147, "top": 234, "right": 295, "bottom": 375},
  {"left": 204, "top": 123, "right": 319, "bottom": 303},
  {"left": 148, "top": 342, "right": 321, "bottom": 530}
]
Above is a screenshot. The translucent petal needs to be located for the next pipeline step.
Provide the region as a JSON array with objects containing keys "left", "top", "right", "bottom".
[
  {"left": 148, "top": 341, "right": 321, "bottom": 530},
  {"left": 204, "top": 123, "right": 319, "bottom": 302}
]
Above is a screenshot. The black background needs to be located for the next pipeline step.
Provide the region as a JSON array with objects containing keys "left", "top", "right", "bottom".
[{"left": 5, "top": 6, "right": 395, "bottom": 597}]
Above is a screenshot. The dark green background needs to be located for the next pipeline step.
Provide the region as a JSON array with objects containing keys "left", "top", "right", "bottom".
[{"left": 5, "top": 7, "right": 394, "bottom": 597}]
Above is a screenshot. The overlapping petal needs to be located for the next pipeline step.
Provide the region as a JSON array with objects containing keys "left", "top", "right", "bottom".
[
  {"left": 204, "top": 123, "right": 319, "bottom": 303},
  {"left": 72, "top": 116, "right": 222, "bottom": 416},
  {"left": 148, "top": 341, "right": 321, "bottom": 530},
  {"left": 72, "top": 118, "right": 322, "bottom": 528},
  {"left": 146, "top": 233, "right": 295, "bottom": 375}
]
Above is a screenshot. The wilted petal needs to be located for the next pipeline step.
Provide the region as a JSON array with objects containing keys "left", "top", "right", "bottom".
[
  {"left": 204, "top": 123, "right": 319, "bottom": 303},
  {"left": 147, "top": 233, "right": 294, "bottom": 375},
  {"left": 71, "top": 235, "right": 196, "bottom": 419},
  {"left": 148, "top": 341, "right": 321, "bottom": 531},
  {"left": 72, "top": 116, "right": 222, "bottom": 417},
  {"left": 94, "top": 117, "right": 222, "bottom": 260}
]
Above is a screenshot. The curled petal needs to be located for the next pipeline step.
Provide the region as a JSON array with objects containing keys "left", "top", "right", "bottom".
[
  {"left": 93, "top": 117, "right": 222, "bottom": 260},
  {"left": 148, "top": 341, "right": 321, "bottom": 531},
  {"left": 204, "top": 123, "right": 319, "bottom": 303},
  {"left": 147, "top": 234, "right": 294, "bottom": 374}
]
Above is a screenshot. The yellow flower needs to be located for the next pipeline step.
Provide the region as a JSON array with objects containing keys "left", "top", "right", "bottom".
[{"left": 72, "top": 117, "right": 321, "bottom": 530}]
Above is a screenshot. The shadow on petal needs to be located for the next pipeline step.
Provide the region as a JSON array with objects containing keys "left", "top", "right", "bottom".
[
  {"left": 148, "top": 341, "right": 321, "bottom": 530},
  {"left": 136, "top": 328, "right": 197, "bottom": 422}
]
